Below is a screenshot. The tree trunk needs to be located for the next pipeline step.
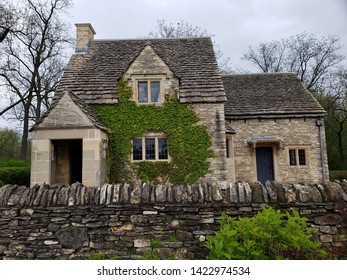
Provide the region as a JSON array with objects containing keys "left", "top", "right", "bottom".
[
  {"left": 337, "top": 124, "right": 345, "bottom": 164},
  {"left": 20, "top": 103, "right": 30, "bottom": 160}
]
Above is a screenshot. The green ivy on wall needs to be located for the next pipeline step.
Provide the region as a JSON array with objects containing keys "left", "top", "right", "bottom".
[{"left": 92, "top": 79, "right": 213, "bottom": 184}]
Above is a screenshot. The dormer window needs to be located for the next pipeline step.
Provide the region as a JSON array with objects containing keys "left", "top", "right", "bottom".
[
  {"left": 138, "top": 81, "right": 161, "bottom": 103},
  {"left": 131, "top": 75, "right": 165, "bottom": 105}
]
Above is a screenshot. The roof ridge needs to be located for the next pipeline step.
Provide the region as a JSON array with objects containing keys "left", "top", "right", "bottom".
[
  {"left": 93, "top": 36, "right": 212, "bottom": 42},
  {"left": 221, "top": 72, "right": 297, "bottom": 77}
]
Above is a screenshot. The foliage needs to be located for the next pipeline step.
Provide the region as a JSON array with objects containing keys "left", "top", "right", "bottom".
[
  {"left": 0, "top": 129, "right": 21, "bottom": 161},
  {"left": 0, "top": 159, "right": 30, "bottom": 167},
  {"left": 0, "top": 166, "right": 30, "bottom": 186},
  {"left": 205, "top": 207, "right": 328, "bottom": 260},
  {"left": 330, "top": 170, "right": 347, "bottom": 181},
  {"left": 139, "top": 251, "right": 161, "bottom": 260},
  {"left": 87, "top": 252, "right": 118, "bottom": 260},
  {"left": 150, "top": 238, "right": 162, "bottom": 249},
  {"left": 92, "top": 79, "right": 213, "bottom": 184},
  {"left": 315, "top": 69, "right": 347, "bottom": 170}
]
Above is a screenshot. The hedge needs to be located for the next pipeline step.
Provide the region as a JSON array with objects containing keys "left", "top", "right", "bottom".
[{"left": 0, "top": 166, "right": 30, "bottom": 187}]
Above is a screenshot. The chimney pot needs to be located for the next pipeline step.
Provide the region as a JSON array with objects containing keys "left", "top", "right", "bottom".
[{"left": 75, "top": 23, "right": 96, "bottom": 53}]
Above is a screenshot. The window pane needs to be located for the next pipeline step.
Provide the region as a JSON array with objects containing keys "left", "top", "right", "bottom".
[
  {"left": 289, "top": 149, "right": 296, "bottom": 166},
  {"left": 158, "top": 138, "right": 168, "bottom": 160},
  {"left": 226, "top": 138, "right": 230, "bottom": 158},
  {"left": 145, "top": 138, "right": 155, "bottom": 160},
  {"left": 138, "top": 82, "right": 148, "bottom": 103},
  {"left": 150, "top": 81, "right": 160, "bottom": 103},
  {"left": 133, "top": 139, "right": 142, "bottom": 160},
  {"left": 298, "top": 149, "right": 306, "bottom": 165}
]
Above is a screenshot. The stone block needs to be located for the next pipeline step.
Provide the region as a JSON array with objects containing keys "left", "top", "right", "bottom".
[
  {"left": 332, "top": 234, "right": 347, "bottom": 242},
  {"left": 130, "top": 215, "right": 148, "bottom": 224},
  {"left": 237, "top": 182, "right": 245, "bottom": 203},
  {"left": 155, "top": 184, "right": 167, "bottom": 203},
  {"left": 130, "top": 184, "right": 142, "bottom": 204},
  {"left": 229, "top": 183, "right": 238, "bottom": 202},
  {"left": 319, "top": 226, "right": 338, "bottom": 234},
  {"left": 320, "top": 234, "right": 332, "bottom": 243},
  {"left": 134, "top": 239, "right": 150, "bottom": 248}
]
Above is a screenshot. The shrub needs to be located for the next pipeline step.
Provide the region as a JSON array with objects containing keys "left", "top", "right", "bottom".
[
  {"left": 205, "top": 207, "right": 328, "bottom": 260},
  {"left": 0, "top": 166, "right": 30, "bottom": 186}
]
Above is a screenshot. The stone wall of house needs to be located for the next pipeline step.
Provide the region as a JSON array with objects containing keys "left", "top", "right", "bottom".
[
  {"left": 31, "top": 128, "right": 107, "bottom": 187},
  {"left": 0, "top": 181, "right": 346, "bottom": 260},
  {"left": 123, "top": 44, "right": 180, "bottom": 102},
  {"left": 75, "top": 23, "right": 95, "bottom": 53},
  {"left": 192, "top": 103, "right": 231, "bottom": 182},
  {"left": 228, "top": 117, "right": 329, "bottom": 183}
]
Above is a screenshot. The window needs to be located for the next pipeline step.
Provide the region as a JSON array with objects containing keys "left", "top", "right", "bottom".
[
  {"left": 226, "top": 136, "right": 233, "bottom": 159},
  {"left": 288, "top": 148, "right": 307, "bottom": 166},
  {"left": 132, "top": 136, "right": 168, "bottom": 161},
  {"left": 137, "top": 81, "right": 161, "bottom": 104}
]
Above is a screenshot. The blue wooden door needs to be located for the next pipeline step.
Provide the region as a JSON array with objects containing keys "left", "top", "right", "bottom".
[{"left": 256, "top": 147, "right": 274, "bottom": 183}]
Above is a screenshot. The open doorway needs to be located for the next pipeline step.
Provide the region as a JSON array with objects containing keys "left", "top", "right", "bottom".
[{"left": 51, "top": 139, "right": 82, "bottom": 185}]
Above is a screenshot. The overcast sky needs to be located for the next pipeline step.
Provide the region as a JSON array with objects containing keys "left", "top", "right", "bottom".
[
  {"left": 1, "top": 0, "right": 347, "bottom": 129},
  {"left": 69, "top": 0, "right": 347, "bottom": 70}
]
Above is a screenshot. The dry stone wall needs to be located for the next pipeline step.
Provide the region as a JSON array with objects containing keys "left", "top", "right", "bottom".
[{"left": 0, "top": 181, "right": 346, "bottom": 259}]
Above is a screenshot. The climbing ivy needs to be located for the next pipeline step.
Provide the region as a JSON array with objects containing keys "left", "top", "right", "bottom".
[{"left": 92, "top": 79, "right": 213, "bottom": 184}]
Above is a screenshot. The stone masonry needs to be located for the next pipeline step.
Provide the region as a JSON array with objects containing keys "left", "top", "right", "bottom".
[
  {"left": 229, "top": 117, "right": 329, "bottom": 183},
  {"left": 75, "top": 23, "right": 95, "bottom": 53},
  {"left": 30, "top": 92, "right": 108, "bottom": 187},
  {"left": 0, "top": 180, "right": 346, "bottom": 259}
]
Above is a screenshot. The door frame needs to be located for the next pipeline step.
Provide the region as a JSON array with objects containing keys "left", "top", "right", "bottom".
[{"left": 255, "top": 146, "right": 275, "bottom": 183}]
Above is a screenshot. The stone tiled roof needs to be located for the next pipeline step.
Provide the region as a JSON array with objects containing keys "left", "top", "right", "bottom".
[
  {"left": 31, "top": 90, "right": 108, "bottom": 131},
  {"left": 56, "top": 37, "right": 225, "bottom": 104},
  {"left": 222, "top": 73, "right": 325, "bottom": 119}
]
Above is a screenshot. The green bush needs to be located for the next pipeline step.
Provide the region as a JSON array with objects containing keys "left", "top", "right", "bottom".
[
  {"left": 0, "top": 165, "right": 30, "bottom": 186},
  {"left": 205, "top": 207, "right": 328, "bottom": 260}
]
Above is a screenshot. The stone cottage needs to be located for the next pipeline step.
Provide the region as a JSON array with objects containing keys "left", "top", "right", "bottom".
[
  {"left": 30, "top": 23, "right": 328, "bottom": 187},
  {"left": 223, "top": 73, "right": 329, "bottom": 184}
]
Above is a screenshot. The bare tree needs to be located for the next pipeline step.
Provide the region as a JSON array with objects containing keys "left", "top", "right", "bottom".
[
  {"left": 0, "top": 0, "right": 73, "bottom": 160},
  {"left": 243, "top": 39, "right": 287, "bottom": 73},
  {"left": 242, "top": 32, "right": 345, "bottom": 91},
  {"left": 0, "top": 2, "right": 15, "bottom": 43},
  {"left": 148, "top": 19, "right": 234, "bottom": 73}
]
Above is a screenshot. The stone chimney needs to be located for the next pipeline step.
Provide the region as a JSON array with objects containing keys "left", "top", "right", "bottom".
[{"left": 75, "top": 23, "right": 96, "bottom": 53}]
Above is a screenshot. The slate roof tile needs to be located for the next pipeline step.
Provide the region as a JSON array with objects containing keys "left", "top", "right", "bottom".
[
  {"left": 56, "top": 37, "right": 225, "bottom": 104},
  {"left": 222, "top": 73, "right": 325, "bottom": 119}
]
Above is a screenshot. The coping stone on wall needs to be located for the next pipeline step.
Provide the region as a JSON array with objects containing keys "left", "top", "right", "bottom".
[{"left": 0, "top": 180, "right": 347, "bottom": 207}]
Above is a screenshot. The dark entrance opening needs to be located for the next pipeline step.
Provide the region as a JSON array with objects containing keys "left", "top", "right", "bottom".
[
  {"left": 256, "top": 147, "right": 274, "bottom": 183},
  {"left": 51, "top": 139, "right": 82, "bottom": 185}
]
